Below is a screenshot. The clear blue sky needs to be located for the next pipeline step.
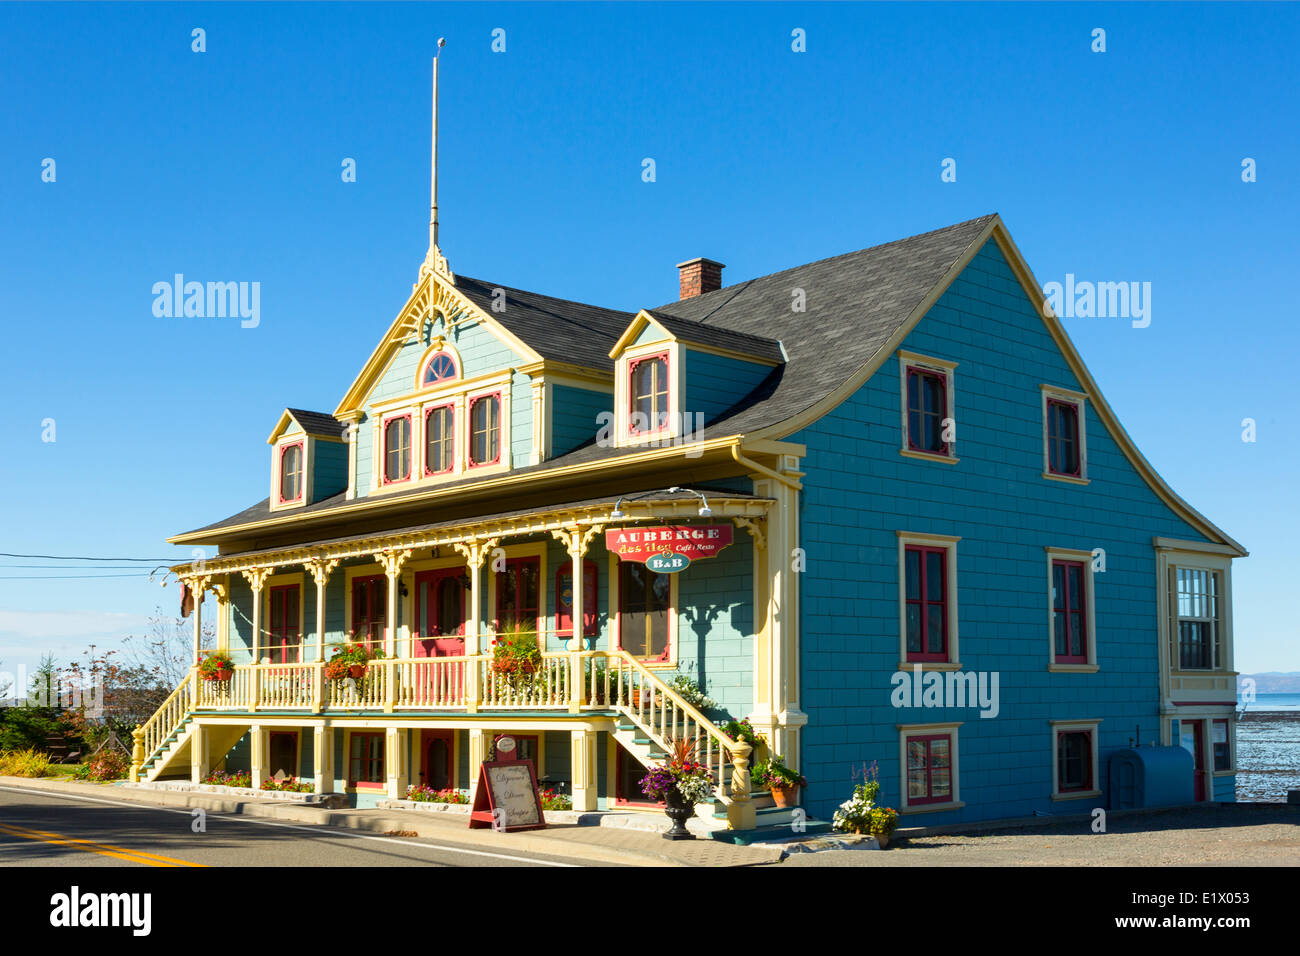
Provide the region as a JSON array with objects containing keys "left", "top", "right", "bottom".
[{"left": 1, "top": 2, "right": 1295, "bottom": 684}]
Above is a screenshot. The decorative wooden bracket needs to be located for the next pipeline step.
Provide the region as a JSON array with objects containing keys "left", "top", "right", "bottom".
[
  {"left": 240, "top": 567, "right": 273, "bottom": 593},
  {"left": 372, "top": 549, "right": 413, "bottom": 578},
  {"left": 452, "top": 537, "right": 500, "bottom": 570},
  {"left": 733, "top": 516, "right": 768, "bottom": 552},
  {"left": 304, "top": 557, "right": 341, "bottom": 586}
]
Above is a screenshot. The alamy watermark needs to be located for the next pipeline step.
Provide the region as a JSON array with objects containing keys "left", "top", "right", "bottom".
[
  {"left": 890, "top": 664, "right": 1000, "bottom": 718},
  {"left": 596, "top": 411, "right": 705, "bottom": 458},
  {"left": 1041, "top": 274, "right": 1151, "bottom": 328},
  {"left": 152, "top": 274, "right": 260, "bottom": 328}
]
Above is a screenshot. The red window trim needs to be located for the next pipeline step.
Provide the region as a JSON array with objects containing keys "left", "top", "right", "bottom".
[
  {"left": 628, "top": 352, "right": 670, "bottom": 436},
  {"left": 1046, "top": 397, "right": 1082, "bottom": 477},
  {"left": 904, "top": 544, "right": 949, "bottom": 662},
  {"left": 494, "top": 556, "right": 541, "bottom": 634},
  {"left": 419, "top": 350, "right": 459, "bottom": 388},
  {"left": 1052, "top": 559, "right": 1088, "bottom": 664},
  {"left": 905, "top": 733, "right": 954, "bottom": 805},
  {"left": 1056, "top": 729, "right": 1093, "bottom": 792},
  {"left": 422, "top": 402, "right": 456, "bottom": 476},
  {"left": 278, "top": 441, "right": 305, "bottom": 503},
  {"left": 381, "top": 412, "right": 413, "bottom": 485},
  {"left": 905, "top": 364, "right": 951, "bottom": 456},
  {"left": 267, "top": 584, "right": 301, "bottom": 664},
  {"left": 467, "top": 391, "right": 502, "bottom": 468},
  {"left": 347, "top": 731, "right": 386, "bottom": 789},
  {"left": 351, "top": 574, "right": 387, "bottom": 652},
  {"left": 554, "top": 559, "right": 599, "bottom": 641}
]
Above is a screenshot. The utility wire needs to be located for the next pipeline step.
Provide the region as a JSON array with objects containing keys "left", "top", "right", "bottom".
[{"left": 0, "top": 552, "right": 194, "bottom": 562}]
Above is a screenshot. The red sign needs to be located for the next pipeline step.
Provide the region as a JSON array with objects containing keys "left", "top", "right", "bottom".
[
  {"left": 469, "top": 758, "right": 547, "bottom": 832},
  {"left": 605, "top": 524, "right": 734, "bottom": 566}
]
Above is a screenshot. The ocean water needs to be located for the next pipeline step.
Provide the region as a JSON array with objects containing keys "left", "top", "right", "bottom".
[
  {"left": 1243, "top": 693, "right": 1300, "bottom": 711},
  {"left": 1235, "top": 709, "right": 1300, "bottom": 802}
]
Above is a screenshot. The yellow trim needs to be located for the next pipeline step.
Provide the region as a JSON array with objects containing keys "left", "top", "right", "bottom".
[
  {"left": 1041, "top": 384, "right": 1089, "bottom": 482},
  {"left": 334, "top": 271, "right": 542, "bottom": 419},
  {"left": 608, "top": 310, "right": 674, "bottom": 359},
  {"left": 901, "top": 449, "right": 960, "bottom": 465}
]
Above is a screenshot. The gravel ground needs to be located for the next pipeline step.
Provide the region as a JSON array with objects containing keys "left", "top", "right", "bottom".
[{"left": 778, "top": 804, "right": 1299, "bottom": 866}]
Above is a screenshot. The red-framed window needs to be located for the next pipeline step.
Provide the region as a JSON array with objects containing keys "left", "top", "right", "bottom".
[
  {"left": 619, "top": 562, "right": 671, "bottom": 662},
  {"left": 905, "top": 733, "right": 953, "bottom": 804},
  {"left": 1052, "top": 560, "right": 1088, "bottom": 664},
  {"left": 904, "top": 545, "right": 948, "bottom": 662},
  {"left": 555, "top": 560, "right": 598, "bottom": 641},
  {"left": 1046, "top": 399, "right": 1081, "bottom": 476},
  {"left": 629, "top": 353, "right": 669, "bottom": 434},
  {"left": 420, "top": 351, "right": 458, "bottom": 387},
  {"left": 906, "top": 366, "right": 949, "bottom": 454},
  {"left": 267, "top": 584, "right": 301, "bottom": 664},
  {"left": 1056, "top": 730, "right": 1093, "bottom": 792},
  {"left": 351, "top": 575, "right": 386, "bottom": 651},
  {"left": 495, "top": 556, "right": 540, "bottom": 634},
  {"left": 468, "top": 393, "right": 501, "bottom": 466},
  {"left": 1212, "top": 719, "right": 1231, "bottom": 771},
  {"left": 278, "top": 441, "right": 304, "bottom": 503},
  {"left": 423, "top": 403, "right": 455, "bottom": 475},
  {"left": 348, "top": 732, "right": 385, "bottom": 788},
  {"left": 268, "top": 731, "right": 298, "bottom": 779},
  {"left": 615, "top": 743, "right": 661, "bottom": 807},
  {"left": 383, "top": 413, "right": 412, "bottom": 483}
]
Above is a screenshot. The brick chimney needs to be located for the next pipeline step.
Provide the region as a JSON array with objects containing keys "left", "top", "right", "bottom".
[{"left": 677, "top": 257, "right": 725, "bottom": 300}]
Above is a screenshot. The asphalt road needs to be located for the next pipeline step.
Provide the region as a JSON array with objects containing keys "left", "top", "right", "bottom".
[{"left": 0, "top": 785, "right": 590, "bottom": 867}]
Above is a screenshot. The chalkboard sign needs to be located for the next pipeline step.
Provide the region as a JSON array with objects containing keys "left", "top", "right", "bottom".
[{"left": 468, "top": 758, "right": 547, "bottom": 832}]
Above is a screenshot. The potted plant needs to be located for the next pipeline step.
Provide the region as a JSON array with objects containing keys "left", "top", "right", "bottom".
[
  {"left": 326, "top": 642, "right": 382, "bottom": 681},
  {"left": 489, "top": 623, "right": 543, "bottom": 690},
  {"left": 832, "top": 761, "right": 897, "bottom": 848},
  {"left": 754, "top": 754, "right": 806, "bottom": 808},
  {"left": 639, "top": 736, "right": 714, "bottom": 841},
  {"left": 199, "top": 651, "right": 235, "bottom": 682},
  {"left": 721, "top": 718, "right": 761, "bottom": 750}
]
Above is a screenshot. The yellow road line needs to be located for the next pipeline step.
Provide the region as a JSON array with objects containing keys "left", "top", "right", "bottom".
[{"left": 0, "top": 821, "right": 205, "bottom": 867}]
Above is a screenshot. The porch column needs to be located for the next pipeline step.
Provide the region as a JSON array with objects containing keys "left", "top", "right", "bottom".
[
  {"left": 305, "top": 558, "right": 340, "bottom": 662},
  {"left": 250, "top": 724, "right": 265, "bottom": 790},
  {"left": 189, "top": 722, "right": 208, "bottom": 784},
  {"left": 467, "top": 728, "right": 492, "bottom": 801},
  {"left": 372, "top": 549, "right": 413, "bottom": 658},
  {"left": 188, "top": 573, "right": 212, "bottom": 666},
  {"left": 570, "top": 729, "right": 598, "bottom": 812},
  {"left": 241, "top": 568, "right": 273, "bottom": 663},
  {"left": 386, "top": 726, "right": 407, "bottom": 800},
  {"left": 214, "top": 578, "right": 230, "bottom": 652},
  {"left": 453, "top": 537, "right": 498, "bottom": 713},
  {"left": 314, "top": 725, "right": 332, "bottom": 795},
  {"left": 551, "top": 524, "right": 603, "bottom": 712}
]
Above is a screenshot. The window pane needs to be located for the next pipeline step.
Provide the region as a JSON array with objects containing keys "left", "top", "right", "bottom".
[
  {"left": 925, "top": 552, "right": 944, "bottom": 602},
  {"left": 926, "top": 611, "right": 943, "bottom": 656},
  {"left": 906, "top": 605, "right": 921, "bottom": 652},
  {"left": 905, "top": 549, "right": 920, "bottom": 601}
]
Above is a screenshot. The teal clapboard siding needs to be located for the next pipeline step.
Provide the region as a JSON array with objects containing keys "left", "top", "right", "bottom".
[
  {"left": 311, "top": 438, "right": 348, "bottom": 503},
  {"left": 683, "top": 348, "right": 774, "bottom": 425},
  {"left": 551, "top": 384, "right": 612, "bottom": 457},
  {"left": 790, "top": 238, "right": 1214, "bottom": 825}
]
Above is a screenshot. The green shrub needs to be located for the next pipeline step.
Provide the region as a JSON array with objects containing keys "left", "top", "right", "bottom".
[{"left": 0, "top": 748, "right": 53, "bottom": 778}]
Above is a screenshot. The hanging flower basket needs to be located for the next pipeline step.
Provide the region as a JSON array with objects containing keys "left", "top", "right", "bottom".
[
  {"left": 325, "top": 642, "right": 383, "bottom": 682},
  {"left": 199, "top": 651, "right": 235, "bottom": 682},
  {"left": 348, "top": 663, "right": 366, "bottom": 679}
]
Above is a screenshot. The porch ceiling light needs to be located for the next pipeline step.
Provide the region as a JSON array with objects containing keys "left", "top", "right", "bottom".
[
  {"left": 610, "top": 497, "right": 626, "bottom": 520},
  {"left": 667, "top": 486, "right": 711, "bottom": 517}
]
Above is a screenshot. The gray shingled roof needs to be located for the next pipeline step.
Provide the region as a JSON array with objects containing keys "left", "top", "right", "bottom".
[
  {"left": 454, "top": 276, "right": 634, "bottom": 371},
  {"left": 644, "top": 310, "right": 785, "bottom": 364},
  {"left": 285, "top": 408, "right": 348, "bottom": 439},
  {"left": 177, "top": 215, "right": 996, "bottom": 540}
]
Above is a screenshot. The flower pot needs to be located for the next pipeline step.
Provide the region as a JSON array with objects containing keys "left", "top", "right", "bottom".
[
  {"left": 348, "top": 664, "right": 366, "bottom": 679},
  {"left": 215, "top": 669, "right": 232, "bottom": 681},
  {"left": 769, "top": 783, "right": 798, "bottom": 808},
  {"left": 873, "top": 831, "right": 891, "bottom": 849},
  {"left": 662, "top": 788, "right": 696, "bottom": 841}
]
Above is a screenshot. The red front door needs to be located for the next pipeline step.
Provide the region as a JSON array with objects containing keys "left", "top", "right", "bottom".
[
  {"left": 414, "top": 569, "right": 466, "bottom": 658},
  {"left": 1181, "top": 719, "right": 1208, "bottom": 801},
  {"left": 421, "top": 730, "right": 453, "bottom": 790}
]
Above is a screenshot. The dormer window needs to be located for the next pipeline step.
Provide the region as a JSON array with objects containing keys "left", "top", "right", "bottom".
[
  {"left": 278, "top": 441, "right": 304, "bottom": 503},
  {"left": 469, "top": 393, "right": 501, "bottom": 466},
  {"left": 629, "top": 353, "right": 669, "bottom": 434},
  {"left": 421, "top": 351, "right": 457, "bottom": 387},
  {"left": 383, "top": 414, "right": 412, "bottom": 483}
]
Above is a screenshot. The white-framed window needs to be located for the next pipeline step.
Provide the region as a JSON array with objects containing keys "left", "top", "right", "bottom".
[
  {"left": 270, "top": 437, "right": 312, "bottom": 512},
  {"left": 1045, "top": 547, "right": 1098, "bottom": 672},
  {"left": 1050, "top": 719, "right": 1102, "bottom": 801},
  {"left": 897, "top": 351, "right": 958, "bottom": 464},
  {"left": 896, "top": 531, "right": 961, "bottom": 669},
  {"left": 1041, "top": 385, "right": 1089, "bottom": 483},
  {"left": 613, "top": 342, "right": 685, "bottom": 448},
  {"left": 898, "top": 722, "right": 963, "bottom": 813}
]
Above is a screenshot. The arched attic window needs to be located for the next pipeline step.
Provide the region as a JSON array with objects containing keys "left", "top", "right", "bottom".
[{"left": 421, "top": 351, "right": 458, "bottom": 387}]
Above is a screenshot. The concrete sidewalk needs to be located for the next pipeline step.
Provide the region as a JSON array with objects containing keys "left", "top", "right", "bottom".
[{"left": 0, "top": 776, "right": 786, "bottom": 868}]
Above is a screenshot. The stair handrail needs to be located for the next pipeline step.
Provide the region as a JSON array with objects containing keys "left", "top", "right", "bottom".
[
  {"left": 594, "top": 649, "right": 752, "bottom": 807},
  {"left": 131, "top": 667, "right": 197, "bottom": 780}
]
